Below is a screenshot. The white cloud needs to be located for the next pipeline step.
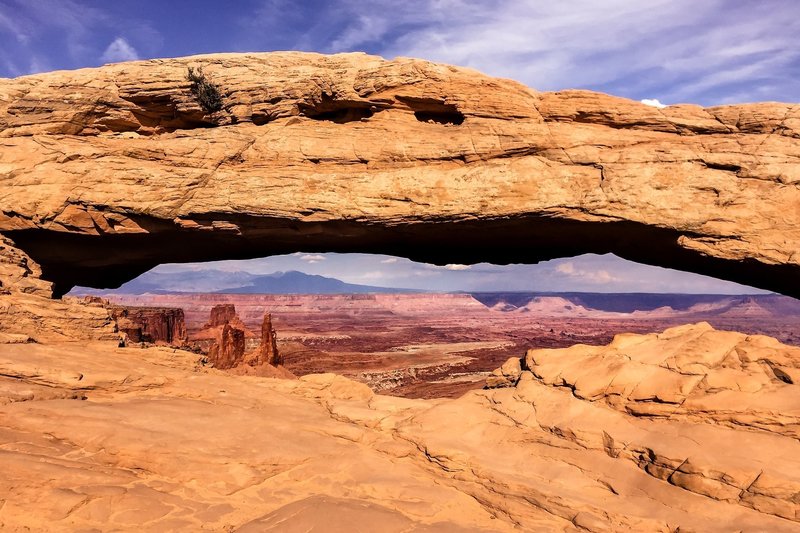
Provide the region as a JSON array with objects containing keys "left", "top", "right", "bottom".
[
  {"left": 424, "top": 263, "right": 472, "bottom": 271},
  {"left": 641, "top": 98, "right": 667, "bottom": 108},
  {"left": 300, "top": 254, "right": 326, "bottom": 263},
  {"left": 262, "top": 0, "right": 800, "bottom": 105},
  {"left": 556, "top": 262, "right": 576, "bottom": 275},
  {"left": 330, "top": 14, "right": 389, "bottom": 51},
  {"left": 100, "top": 37, "right": 139, "bottom": 63},
  {"left": 380, "top": 257, "right": 398, "bottom": 264},
  {"left": 555, "top": 261, "right": 619, "bottom": 284}
]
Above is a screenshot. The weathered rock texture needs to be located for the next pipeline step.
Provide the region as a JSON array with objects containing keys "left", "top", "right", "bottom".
[
  {"left": 208, "top": 322, "right": 246, "bottom": 370},
  {"left": 109, "top": 305, "right": 187, "bottom": 345},
  {"left": 255, "top": 312, "right": 282, "bottom": 366},
  {"left": 205, "top": 303, "right": 238, "bottom": 328},
  {"left": 201, "top": 304, "right": 249, "bottom": 369},
  {"left": 200, "top": 304, "right": 284, "bottom": 372},
  {"left": 2, "top": 323, "right": 800, "bottom": 531},
  {"left": 0, "top": 51, "right": 797, "bottom": 306}
]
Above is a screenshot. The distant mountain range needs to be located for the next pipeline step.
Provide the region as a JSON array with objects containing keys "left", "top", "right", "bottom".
[
  {"left": 72, "top": 269, "right": 420, "bottom": 295},
  {"left": 471, "top": 292, "right": 800, "bottom": 316},
  {"left": 70, "top": 271, "right": 800, "bottom": 318}
]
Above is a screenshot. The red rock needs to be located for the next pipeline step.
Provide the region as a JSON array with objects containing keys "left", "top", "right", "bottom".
[
  {"left": 108, "top": 306, "right": 187, "bottom": 346},
  {"left": 208, "top": 322, "right": 245, "bottom": 370},
  {"left": 255, "top": 313, "right": 282, "bottom": 366},
  {"left": 205, "top": 304, "right": 237, "bottom": 328}
]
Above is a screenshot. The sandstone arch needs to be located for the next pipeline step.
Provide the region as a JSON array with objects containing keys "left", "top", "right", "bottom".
[{"left": 0, "top": 52, "right": 798, "bottom": 302}]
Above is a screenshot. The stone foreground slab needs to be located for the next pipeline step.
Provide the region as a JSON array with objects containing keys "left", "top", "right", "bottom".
[{"left": 1, "top": 323, "right": 800, "bottom": 531}]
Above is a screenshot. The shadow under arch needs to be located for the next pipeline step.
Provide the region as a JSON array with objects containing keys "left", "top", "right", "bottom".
[{"left": 7, "top": 213, "right": 797, "bottom": 299}]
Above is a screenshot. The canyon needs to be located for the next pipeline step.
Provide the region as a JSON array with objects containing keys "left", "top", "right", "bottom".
[
  {"left": 102, "top": 291, "right": 800, "bottom": 398},
  {"left": 1, "top": 51, "right": 799, "bottom": 531}
]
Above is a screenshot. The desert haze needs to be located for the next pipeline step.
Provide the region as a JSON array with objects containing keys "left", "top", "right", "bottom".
[{"left": 1, "top": 50, "right": 799, "bottom": 532}]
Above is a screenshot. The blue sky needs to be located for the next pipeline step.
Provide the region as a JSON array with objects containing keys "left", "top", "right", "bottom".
[
  {"left": 2, "top": 0, "right": 790, "bottom": 293},
  {"left": 2, "top": 0, "right": 798, "bottom": 105},
  {"left": 149, "top": 253, "right": 767, "bottom": 294}
]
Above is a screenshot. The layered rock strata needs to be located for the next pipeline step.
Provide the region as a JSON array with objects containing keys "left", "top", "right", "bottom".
[
  {"left": 205, "top": 303, "right": 238, "bottom": 328},
  {"left": 109, "top": 305, "right": 187, "bottom": 345},
  {"left": 0, "top": 235, "right": 116, "bottom": 341},
  {"left": 0, "top": 52, "right": 796, "bottom": 309},
  {"left": 201, "top": 304, "right": 284, "bottom": 372},
  {"left": 208, "top": 322, "right": 246, "bottom": 370}
]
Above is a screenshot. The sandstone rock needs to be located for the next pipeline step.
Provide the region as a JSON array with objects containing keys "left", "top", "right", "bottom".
[
  {"left": 208, "top": 322, "right": 246, "bottom": 370},
  {"left": 0, "top": 292, "right": 117, "bottom": 342},
  {"left": 0, "top": 234, "right": 52, "bottom": 297},
  {"left": 205, "top": 303, "right": 238, "bottom": 328},
  {"left": 254, "top": 312, "right": 282, "bottom": 366},
  {"left": 0, "top": 332, "right": 31, "bottom": 344},
  {"left": 200, "top": 304, "right": 286, "bottom": 372},
  {"left": 524, "top": 322, "right": 800, "bottom": 436},
  {"left": 0, "top": 235, "right": 117, "bottom": 341},
  {"left": 2, "top": 52, "right": 800, "bottom": 531},
  {"left": 3, "top": 327, "right": 799, "bottom": 531},
  {"left": 193, "top": 303, "right": 255, "bottom": 350},
  {"left": 485, "top": 356, "right": 523, "bottom": 388},
  {"left": 109, "top": 305, "right": 187, "bottom": 346},
  {"left": 0, "top": 52, "right": 796, "bottom": 305}
]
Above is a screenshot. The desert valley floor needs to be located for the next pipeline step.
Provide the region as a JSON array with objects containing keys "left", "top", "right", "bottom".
[{"left": 103, "top": 292, "right": 800, "bottom": 398}]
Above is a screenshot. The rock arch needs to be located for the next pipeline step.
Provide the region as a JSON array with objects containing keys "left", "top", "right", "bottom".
[{"left": 0, "top": 52, "right": 798, "bottom": 305}]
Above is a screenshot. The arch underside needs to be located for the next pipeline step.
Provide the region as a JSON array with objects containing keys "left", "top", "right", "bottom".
[{"left": 8, "top": 214, "right": 797, "bottom": 299}]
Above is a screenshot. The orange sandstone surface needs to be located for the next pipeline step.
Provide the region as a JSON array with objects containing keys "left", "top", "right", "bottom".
[
  {"left": 1, "top": 52, "right": 800, "bottom": 531},
  {"left": 2, "top": 323, "right": 800, "bottom": 531}
]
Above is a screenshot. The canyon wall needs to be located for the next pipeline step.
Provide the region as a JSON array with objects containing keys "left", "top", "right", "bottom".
[{"left": 108, "top": 305, "right": 187, "bottom": 345}]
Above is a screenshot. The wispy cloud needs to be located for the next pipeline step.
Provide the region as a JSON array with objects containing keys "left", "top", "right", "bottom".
[
  {"left": 380, "top": 257, "right": 398, "bottom": 264},
  {"left": 0, "top": 0, "right": 160, "bottom": 77},
  {"left": 101, "top": 37, "right": 139, "bottom": 63},
  {"left": 357, "top": 270, "right": 386, "bottom": 280},
  {"left": 239, "top": 0, "right": 799, "bottom": 105},
  {"left": 556, "top": 261, "right": 620, "bottom": 284},
  {"left": 5, "top": 1, "right": 796, "bottom": 106}
]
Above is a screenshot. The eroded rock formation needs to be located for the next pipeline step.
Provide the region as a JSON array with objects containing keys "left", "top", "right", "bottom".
[
  {"left": 109, "top": 305, "right": 187, "bottom": 345},
  {"left": 208, "top": 322, "right": 246, "bottom": 370},
  {"left": 0, "top": 52, "right": 797, "bottom": 306},
  {"left": 201, "top": 304, "right": 249, "bottom": 369},
  {"left": 254, "top": 313, "right": 282, "bottom": 366},
  {"left": 205, "top": 303, "right": 238, "bottom": 328},
  {"left": 201, "top": 304, "right": 283, "bottom": 371},
  {"left": 0, "top": 233, "right": 117, "bottom": 341}
]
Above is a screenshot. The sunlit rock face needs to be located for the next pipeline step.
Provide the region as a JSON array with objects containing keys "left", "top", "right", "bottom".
[
  {"left": 109, "top": 305, "right": 187, "bottom": 345},
  {"left": 3, "top": 323, "right": 800, "bottom": 531},
  {"left": 0, "top": 51, "right": 797, "bottom": 303},
  {"left": 255, "top": 313, "right": 282, "bottom": 366}
]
